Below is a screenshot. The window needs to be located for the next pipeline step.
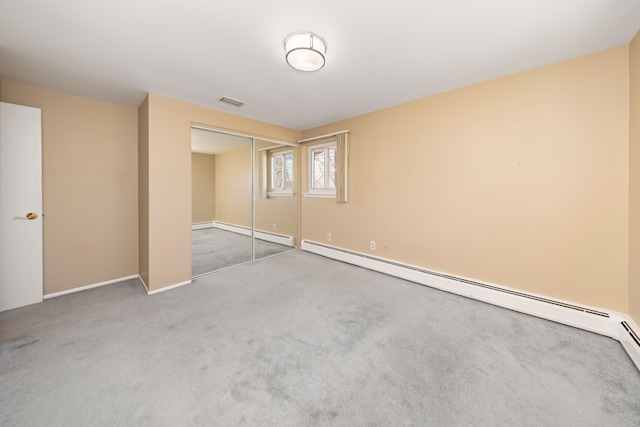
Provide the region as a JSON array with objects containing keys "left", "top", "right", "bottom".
[
  {"left": 269, "top": 150, "right": 293, "bottom": 194},
  {"left": 308, "top": 141, "right": 336, "bottom": 195}
]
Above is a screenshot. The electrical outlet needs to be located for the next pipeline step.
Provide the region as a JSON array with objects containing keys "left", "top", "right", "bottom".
[
  {"left": 327, "top": 233, "right": 332, "bottom": 242},
  {"left": 370, "top": 240, "right": 376, "bottom": 250},
  {"left": 273, "top": 223, "right": 277, "bottom": 231}
]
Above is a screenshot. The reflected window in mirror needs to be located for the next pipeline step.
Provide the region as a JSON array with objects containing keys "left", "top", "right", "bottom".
[
  {"left": 269, "top": 150, "right": 293, "bottom": 195},
  {"left": 308, "top": 141, "right": 336, "bottom": 195}
]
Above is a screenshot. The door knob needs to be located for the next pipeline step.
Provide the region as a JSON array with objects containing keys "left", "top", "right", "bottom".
[{"left": 25, "top": 212, "right": 38, "bottom": 220}]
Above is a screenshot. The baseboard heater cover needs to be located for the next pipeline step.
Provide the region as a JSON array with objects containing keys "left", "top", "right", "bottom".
[
  {"left": 620, "top": 321, "right": 640, "bottom": 371},
  {"left": 300, "top": 240, "right": 619, "bottom": 338},
  {"left": 213, "top": 221, "right": 295, "bottom": 246}
]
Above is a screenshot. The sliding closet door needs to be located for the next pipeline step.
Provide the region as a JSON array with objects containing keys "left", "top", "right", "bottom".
[
  {"left": 191, "top": 129, "right": 253, "bottom": 276},
  {"left": 253, "top": 139, "right": 299, "bottom": 260}
]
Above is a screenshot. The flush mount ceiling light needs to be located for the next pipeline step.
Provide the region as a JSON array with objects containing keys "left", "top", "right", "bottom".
[{"left": 284, "top": 32, "right": 327, "bottom": 72}]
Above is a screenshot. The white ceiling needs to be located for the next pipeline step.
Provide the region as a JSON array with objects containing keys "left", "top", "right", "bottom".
[{"left": 1, "top": 1, "right": 639, "bottom": 130}]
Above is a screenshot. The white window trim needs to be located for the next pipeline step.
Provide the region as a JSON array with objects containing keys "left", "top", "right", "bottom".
[
  {"left": 307, "top": 141, "right": 337, "bottom": 197},
  {"left": 302, "top": 193, "right": 336, "bottom": 198},
  {"left": 268, "top": 192, "right": 296, "bottom": 197},
  {"left": 269, "top": 149, "right": 293, "bottom": 195}
]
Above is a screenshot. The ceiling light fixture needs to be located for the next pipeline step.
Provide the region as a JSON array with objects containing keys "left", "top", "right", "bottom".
[{"left": 284, "top": 32, "right": 327, "bottom": 72}]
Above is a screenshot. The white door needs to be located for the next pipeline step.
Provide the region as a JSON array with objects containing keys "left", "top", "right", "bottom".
[{"left": 0, "top": 102, "right": 43, "bottom": 312}]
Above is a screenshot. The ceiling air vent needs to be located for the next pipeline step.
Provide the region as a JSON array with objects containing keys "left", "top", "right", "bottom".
[{"left": 219, "top": 96, "right": 245, "bottom": 107}]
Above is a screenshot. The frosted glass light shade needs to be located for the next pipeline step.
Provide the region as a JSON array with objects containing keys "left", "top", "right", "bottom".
[{"left": 284, "top": 32, "right": 327, "bottom": 72}]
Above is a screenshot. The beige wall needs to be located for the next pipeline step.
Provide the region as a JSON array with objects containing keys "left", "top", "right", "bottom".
[
  {"left": 192, "top": 152, "right": 216, "bottom": 223},
  {"left": 200, "top": 141, "right": 299, "bottom": 240},
  {"left": 196, "top": 140, "right": 299, "bottom": 240},
  {"left": 138, "top": 96, "right": 150, "bottom": 287},
  {"left": 214, "top": 146, "right": 251, "bottom": 227},
  {"left": 2, "top": 42, "right": 636, "bottom": 317},
  {"left": 255, "top": 141, "right": 299, "bottom": 241},
  {"left": 255, "top": 193, "right": 299, "bottom": 240},
  {"left": 142, "top": 94, "right": 299, "bottom": 291},
  {"left": 630, "top": 31, "right": 640, "bottom": 324},
  {"left": 300, "top": 46, "right": 630, "bottom": 312},
  {"left": 0, "top": 78, "right": 139, "bottom": 295}
]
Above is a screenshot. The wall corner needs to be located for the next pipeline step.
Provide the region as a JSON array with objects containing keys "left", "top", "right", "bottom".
[{"left": 629, "top": 29, "right": 640, "bottom": 324}]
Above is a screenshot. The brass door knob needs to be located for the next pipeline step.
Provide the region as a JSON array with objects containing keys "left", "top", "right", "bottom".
[{"left": 26, "top": 212, "right": 38, "bottom": 220}]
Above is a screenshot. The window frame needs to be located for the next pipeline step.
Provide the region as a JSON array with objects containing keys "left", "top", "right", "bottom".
[
  {"left": 307, "top": 141, "right": 337, "bottom": 197},
  {"left": 268, "top": 149, "right": 294, "bottom": 196}
]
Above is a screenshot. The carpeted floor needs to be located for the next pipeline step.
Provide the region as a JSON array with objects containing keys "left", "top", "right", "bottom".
[
  {"left": 1, "top": 250, "right": 640, "bottom": 426},
  {"left": 192, "top": 227, "right": 293, "bottom": 276}
]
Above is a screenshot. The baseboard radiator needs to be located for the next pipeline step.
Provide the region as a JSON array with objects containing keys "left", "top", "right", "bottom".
[
  {"left": 211, "top": 222, "right": 295, "bottom": 246},
  {"left": 300, "top": 239, "right": 640, "bottom": 372},
  {"left": 620, "top": 321, "right": 640, "bottom": 370}
]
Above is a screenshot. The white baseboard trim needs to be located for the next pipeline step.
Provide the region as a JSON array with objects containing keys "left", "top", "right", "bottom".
[
  {"left": 213, "top": 221, "right": 251, "bottom": 236},
  {"left": 300, "top": 240, "right": 625, "bottom": 342},
  {"left": 137, "top": 274, "right": 191, "bottom": 296},
  {"left": 146, "top": 280, "right": 191, "bottom": 296},
  {"left": 213, "top": 221, "right": 295, "bottom": 246},
  {"left": 192, "top": 222, "right": 215, "bottom": 230},
  {"left": 139, "top": 275, "right": 149, "bottom": 293},
  {"left": 44, "top": 274, "right": 140, "bottom": 299}
]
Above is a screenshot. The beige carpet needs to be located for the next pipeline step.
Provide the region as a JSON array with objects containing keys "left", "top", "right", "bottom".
[
  {"left": 192, "top": 227, "right": 292, "bottom": 276},
  {"left": 2, "top": 250, "right": 639, "bottom": 426}
]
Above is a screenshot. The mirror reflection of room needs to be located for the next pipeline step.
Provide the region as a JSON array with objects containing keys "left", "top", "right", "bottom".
[
  {"left": 191, "top": 130, "right": 298, "bottom": 277},
  {"left": 254, "top": 140, "right": 299, "bottom": 261},
  {"left": 191, "top": 128, "right": 253, "bottom": 276}
]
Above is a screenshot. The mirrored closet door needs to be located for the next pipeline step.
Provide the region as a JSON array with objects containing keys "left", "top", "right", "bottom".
[
  {"left": 253, "top": 139, "right": 299, "bottom": 261},
  {"left": 191, "top": 128, "right": 299, "bottom": 277},
  {"left": 191, "top": 128, "right": 253, "bottom": 276}
]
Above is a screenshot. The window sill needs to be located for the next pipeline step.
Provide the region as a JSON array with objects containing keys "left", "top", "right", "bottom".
[
  {"left": 267, "top": 192, "right": 295, "bottom": 197},
  {"left": 302, "top": 193, "right": 336, "bottom": 198}
]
